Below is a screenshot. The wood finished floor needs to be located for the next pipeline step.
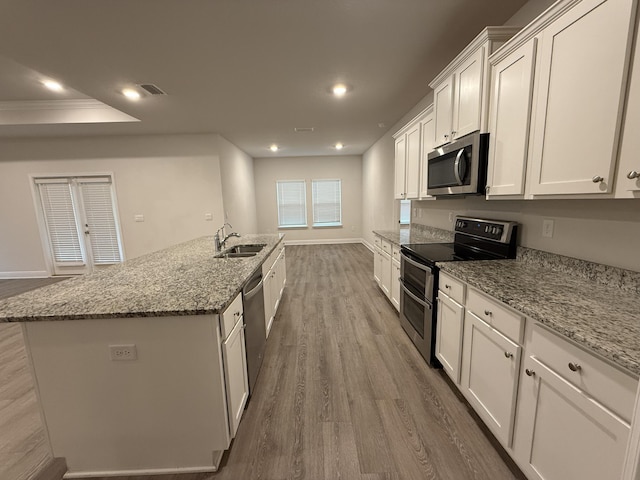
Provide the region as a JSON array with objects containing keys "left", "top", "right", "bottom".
[
  {"left": 0, "top": 276, "right": 68, "bottom": 480},
  {"left": 85, "top": 244, "right": 525, "bottom": 480}
]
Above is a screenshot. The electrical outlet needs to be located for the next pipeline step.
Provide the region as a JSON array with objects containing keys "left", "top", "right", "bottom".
[
  {"left": 542, "top": 219, "right": 554, "bottom": 238},
  {"left": 448, "top": 212, "right": 454, "bottom": 222},
  {"left": 204, "top": 213, "right": 213, "bottom": 221},
  {"left": 134, "top": 214, "right": 144, "bottom": 222},
  {"left": 109, "top": 344, "right": 137, "bottom": 361}
]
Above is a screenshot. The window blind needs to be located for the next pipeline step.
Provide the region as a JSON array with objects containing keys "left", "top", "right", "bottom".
[
  {"left": 276, "top": 180, "right": 307, "bottom": 227},
  {"left": 79, "top": 179, "right": 122, "bottom": 264},
  {"left": 400, "top": 199, "right": 411, "bottom": 225},
  {"left": 36, "top": 179, "right": 85, "bottom": 266},
  {"left": 312, "top": 179, "right": 342, "bottom": 226}
]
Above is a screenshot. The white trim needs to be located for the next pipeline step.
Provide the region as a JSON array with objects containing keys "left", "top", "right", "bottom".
[
  {"left": 62, "top": 465, "right": 219, "bottom": 478},
  {"left": 361, "top": 239, "right": 375, "bottom": 253},
  {"left": 283, "top": 238, "right": 364, "bottom": 246},
  {"left": 0, "top": 270, "right": 50, "bottom": 279},
  {"left": 0, "top": 99, "right": 115, "bottom": 111}
]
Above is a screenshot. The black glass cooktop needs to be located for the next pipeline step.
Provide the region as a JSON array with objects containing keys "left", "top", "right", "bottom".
[{"left": 401, "top": 240, "right": 508, "bottom": 267}]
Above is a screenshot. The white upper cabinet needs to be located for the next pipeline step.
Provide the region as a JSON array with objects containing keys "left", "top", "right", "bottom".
[
  {"left": 486, "top": 38, "right": 537, "bottom": 197},
  {"left": 527, "top": 0, "right": 636, "bottom": 196},
  {"left": 616, "top": 2, "right": 640, "bottom": 198},
  {"left": 430, "top": 27, "right": 521, "bottom": 149},
  {"left": 419, "top": 112, "right": 435, "bottom": 198},
  {"left": 393, "top": 105, "right": 433, "bottom": 200}
]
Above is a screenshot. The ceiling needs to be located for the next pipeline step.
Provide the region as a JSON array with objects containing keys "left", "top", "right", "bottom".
[{"left": 0, "top": 0, "right": 527, "bottom": 158}]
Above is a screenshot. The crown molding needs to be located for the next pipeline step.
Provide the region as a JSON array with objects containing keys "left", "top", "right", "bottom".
[{"left": 392, "top": 104, "right": 434, "bottom": 138}]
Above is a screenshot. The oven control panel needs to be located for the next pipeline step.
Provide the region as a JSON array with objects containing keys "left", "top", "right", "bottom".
[{"left": 455, "top": 217, "right": 516, "bottom": 243}]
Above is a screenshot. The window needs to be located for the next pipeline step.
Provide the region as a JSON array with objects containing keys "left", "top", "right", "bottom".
[
  {"left": 35, "top": 175, "right": 124, "bottom": 275},
  {"left": 400, "top": 199, "right": 411, "bottom": 225},
  {"left": 276, "top": 180, "right": 307, "bottom": 228},
  {"left": 312, "top": 179, "right": 342, "bottom": 227}
]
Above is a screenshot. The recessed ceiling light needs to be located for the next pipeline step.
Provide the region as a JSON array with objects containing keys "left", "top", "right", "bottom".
[
  {"left": 122, "top": 88, "right": 141, "bottom": 100},
  {"left": 332, "top": 84, "right": 348, "bottom": 97},
  {"left": 270, "top": 144, "right": 279, "bottom": 152},
  {"left": 335, "top": 143, "right": 344, "bottom": 150},
  {"left": 43, "top": 80, "right": 63, "bottom": 92}
]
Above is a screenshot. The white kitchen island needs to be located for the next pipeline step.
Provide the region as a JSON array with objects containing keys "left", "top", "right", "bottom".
[{"left": 0, "top": 234, "right": 283, "bottom": 478}]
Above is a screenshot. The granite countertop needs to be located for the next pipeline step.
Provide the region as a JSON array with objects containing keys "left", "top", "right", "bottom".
[
  {"left": 373, "top": 224, "right": 454, "bottom": 246},
  {"left": 437, "top": 259, "right": 640, "bottom": 376},
  {"left": 0, "top": 234, "right": 283, "bottom": 322}
]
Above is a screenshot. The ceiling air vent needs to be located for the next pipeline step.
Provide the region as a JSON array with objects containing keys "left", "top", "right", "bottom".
[
  {"left": 138, "top": 84, "right": 167, "bottom": 95},
  {"left": 294, "top": 127, "right": 314, "bottom": 133}
]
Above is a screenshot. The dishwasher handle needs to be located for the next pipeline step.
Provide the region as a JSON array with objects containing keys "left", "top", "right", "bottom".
[{"left": 244, "top": 276, "right": 264, "bottom": 300}]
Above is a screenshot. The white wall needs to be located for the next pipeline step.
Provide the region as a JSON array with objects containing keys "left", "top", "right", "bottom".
[
  {"left": 0, "top": 134, "right": 225, "bottom": 277},
  {"left": 254, "top": 155, "right": 362, "bottom": 243},
  {"left": 217, "top": 135, "right": 258, "bottom": 235},
  {"left": 504, "top": 0, "right": 556, "bottom": 25},
  {"left": 412, "top": 197, "right": 640, "bottom": 272}
]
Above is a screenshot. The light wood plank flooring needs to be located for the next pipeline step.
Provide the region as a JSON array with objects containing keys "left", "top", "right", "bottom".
[
  {"left": 84, "top": 244, "right": 525, "bottom": 480},
  {"left": 0, "top": 276, "right": 69, "bottom": 480}
]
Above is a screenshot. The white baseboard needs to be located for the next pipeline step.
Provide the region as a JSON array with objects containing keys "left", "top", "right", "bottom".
[
  {"left": 361, "top": 239, "right": 375, "bottom": 253},
  {"left": 0, "top": 270, "right": 49, "bottom": 279},
  {"left": 63, "top": 465, "right": 218, "bottom": 478},
  {"left": 283, "top": 238, "right": 364, "bottom": 246}
]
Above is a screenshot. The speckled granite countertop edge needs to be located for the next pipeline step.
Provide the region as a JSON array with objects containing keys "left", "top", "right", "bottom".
[
  {"left": 0, "top": 234, "right": 284, "bottom": 322},
  {"left": 436, "top": 259, "right": 640, "bottom": 376}
]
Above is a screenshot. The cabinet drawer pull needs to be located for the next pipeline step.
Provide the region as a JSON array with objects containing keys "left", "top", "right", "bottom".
[
  {"left": 484, "top": 309, "right": 492, "bottom": 316},
  {"left": 592, "top": 175, "right": 604, "bottom": 183},
  {"left": 525, "top": 368, "right": 535, "bottom": 377},
  {"left": 445, "top": 284, "right": 451, "bottom": 289},
  {"left": 628, "top": 170, "right": 640, "bottom": 180},
  {"left": 234, "top": 311, "right": 241, "bottom": 317},
  {"left": 568, "top": 362, "right": 582, "bottom": 372},
  {"left": 504, "top": 351, "right": 513, "bottom": 359}
]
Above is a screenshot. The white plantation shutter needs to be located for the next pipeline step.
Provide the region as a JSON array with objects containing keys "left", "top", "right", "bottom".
[
  {"left": 312, "top": 179, "right": 342, "bottom": 226},
  {"left": 36, "top": 179, "right": 85, "bottom": 266},
  {"left": 79, "top": 178, "right": 122, "bottom": 264},
  {"left": 277, "top": 180, "right": 307, "bottom": 227}
]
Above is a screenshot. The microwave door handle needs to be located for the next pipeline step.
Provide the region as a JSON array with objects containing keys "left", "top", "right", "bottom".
[{"left": 454, "top": 148, "right": 465, "bottom": 185}]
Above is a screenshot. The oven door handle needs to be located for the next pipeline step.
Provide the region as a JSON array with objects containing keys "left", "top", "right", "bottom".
[
  {"left": 400, "top": 252, "right": 434, "bottom": 273},
  {"left": 400, "top": 281, "right": 432, "bottom": 310}
]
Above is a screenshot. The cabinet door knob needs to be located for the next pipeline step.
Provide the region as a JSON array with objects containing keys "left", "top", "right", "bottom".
[
  {"left": 445, "top": 284, "right": 451, "bottom": 289},
  {"left": 568, "top": 362, "right": 582, "bottom": 372},
  {"left": 504, "top": 351, "right": 513, "bottom": 359},
  {"left": 592, "top": 175, "right": 604, "bottom": 183},
  {"left": 627, "top": 170, "right": 640, "bottom": 180},
  {"left": 484, "top": 310, "right": 492, "bottom": 316},
  {"left": 444, "top": 134, "right": 449, "bottom": 139},
  {"left": 452, "top": 130, "right": 457, "bottom": 136},
  {"left": 525, "top": 368, "right": 535, "bottom": 377}
]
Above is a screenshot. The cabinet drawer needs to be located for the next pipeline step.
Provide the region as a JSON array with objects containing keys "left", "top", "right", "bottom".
[
  {"left": 439, "top": 272, "right": 465, "bottom": 305},
  {"left": 530, "top": 324, "right": 638, "bottom": 423},
  {"left": 381, "top": 239, "right": 392, "bottom": 255},
  {"left": 220, "top": 293, "right": 243, "bottom": 340},
  {"left": 467, "top": 288, "right": 524, "bottom": 344},
  {"left": 392, "top": 244, "right": 401, "bottom": 262},
  {"left": 374, "top": 236, "right": 382, "bottom": 248}
]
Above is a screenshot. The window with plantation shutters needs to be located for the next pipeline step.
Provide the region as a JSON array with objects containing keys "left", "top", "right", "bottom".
[
  {"left": 312, "top": 179, "right": 342, "bottom": 227},
  {"left": 276, "top": 180, "right": 307, "bottom": 228},
  {"left": 34, "top": 175, "right": 123, "bottom": 274},
  {"left": 36, "top": 179, "right": 84, "bottom": 265},
  {"left": 78, "top": 178, "right": 122, "bottom": 264}
]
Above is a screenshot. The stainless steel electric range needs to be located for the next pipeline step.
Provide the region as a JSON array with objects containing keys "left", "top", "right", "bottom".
[{"left": 399, "top": 216, "right": 518, "bottom": 366}]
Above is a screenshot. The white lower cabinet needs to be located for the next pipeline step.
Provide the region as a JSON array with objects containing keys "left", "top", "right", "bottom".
[
  {"left": 380, "top": 250, "right": 391, "bottom": 298},
  {"left": 222, "top": 311, "right": 249, "bottom": 439},
  {"left": 391, "top": 259, "right": 400, "bottom": 311},
  {"left": 515, "top": 356, "right": 630, "bottom": 480},
  {"left": 434, "top": 271, "right": 639, "bottom": 479},
  {"left": 461, "top": 311, "right": 522, "bottom": 448},
  {"left": 262, "top": 244, "right": 286, "bottom": 338},
  {"left": 374, "top": 246, "right": 383, "bottom": 286},
  {"left": 436, "top": 292, "right": 464, "bottom": 384}
]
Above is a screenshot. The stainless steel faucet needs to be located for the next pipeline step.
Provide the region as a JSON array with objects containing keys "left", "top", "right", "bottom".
[{"left": 214, "top": 222, "right": 241, "bottom": 251}]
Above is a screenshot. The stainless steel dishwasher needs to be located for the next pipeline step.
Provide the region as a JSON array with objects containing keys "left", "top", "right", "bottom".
[{"left": 242, "top": 269, "right": 266, "bottom": 395}]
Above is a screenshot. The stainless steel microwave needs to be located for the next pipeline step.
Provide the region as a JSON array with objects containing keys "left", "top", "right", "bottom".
[{"left": 426, "top": 132, "right": 489, "bottom": 196}]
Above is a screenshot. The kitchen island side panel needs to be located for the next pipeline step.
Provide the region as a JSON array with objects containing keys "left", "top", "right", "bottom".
[{"left": 23, "top": 314, "right": 230, "bottom": 475}]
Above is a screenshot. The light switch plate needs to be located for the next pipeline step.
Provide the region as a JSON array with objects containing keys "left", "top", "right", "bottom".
[
  {"left": 204, "top": 213, "right": 213, "bottom": 221},
  {"left": 134, "top": 214, "right": 144, "bottom": 222},
  {"left": 542, "top": 219, "right": 554, "bottom": 238}
]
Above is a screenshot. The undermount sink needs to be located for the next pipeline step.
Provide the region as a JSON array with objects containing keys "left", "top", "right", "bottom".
[
  {"left": 226, "top": 244, "right": 266, "bottom": 254},
  {"left": 214, "top": 243, "right": 266, "bottom": 259}
]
